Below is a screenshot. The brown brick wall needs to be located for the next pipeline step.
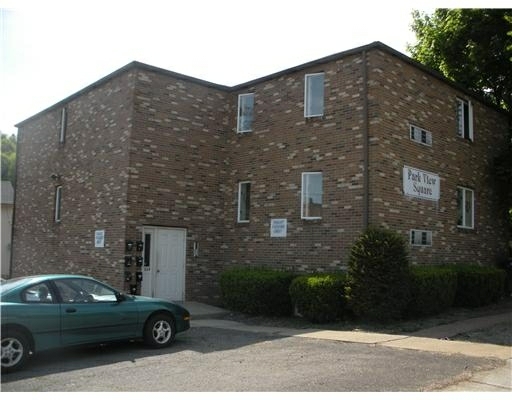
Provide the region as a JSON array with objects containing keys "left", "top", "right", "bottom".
[
  {"left": 12, "top": 70, "right": 136, "bottom": 289},
  {"left": 366, "top": 49, "right": 509, "bottom": 265},
  {"left": 124, "top": 68, "right": 230, "bottom": 302},
  {"left": 12, "top": 46, "right": 510, "bottom": 304},
  {"left": 221, "top": 53, "right": 366, "bottom": 273}
]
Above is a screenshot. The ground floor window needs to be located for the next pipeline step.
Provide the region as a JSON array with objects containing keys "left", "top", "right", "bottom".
[
  {"left": 301, "top": 172, "right": 323, "bottom": 219},
  {"left": 238, "top": 181, "right": 251, "bottom": 222},
  {"left": 54, "top": 185, "right": 62, "bottom": 222},
  {"left": 410, "top": 229, "right": 432, "bottom": 246},
  {"left": 457, "top": 186, "right": 474, "bottom": 229}
]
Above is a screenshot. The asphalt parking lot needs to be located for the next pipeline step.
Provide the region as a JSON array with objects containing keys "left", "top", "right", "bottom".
[{"left": 1, "top": 325, "right": 502, "bottom": 392}]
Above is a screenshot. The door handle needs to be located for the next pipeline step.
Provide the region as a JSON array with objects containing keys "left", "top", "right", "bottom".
[{"left": 65, "top": 308, "right": 77, "bottom": 313}]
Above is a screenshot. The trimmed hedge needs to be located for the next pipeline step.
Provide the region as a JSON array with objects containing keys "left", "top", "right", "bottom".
[
  {"left": 441, "top": 264, "right": 506, "bottom": 307},
  {"left": 219, "top": 268, "right": 296, "bottom": 316},
  {"left": 289, "top": 273, "right": 348, "bottom": 323},
  {"left": 219, "top": 262, "right": 506, "bottom": 322},
  {"left": 407, "top": 267, "right": 457, "bottom": 317}
]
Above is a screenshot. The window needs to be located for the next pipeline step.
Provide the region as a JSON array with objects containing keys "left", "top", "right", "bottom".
[
  {"left": 410, "top": 229, "right": 433, "bottom": 246},
  {"left": 54, "top": 186, "right": 62, "bottom": 222},
  {"left": 410, "top": 124, "right": 432, "bottom": 146},
  {"left": 54, "top": 278, "right": 118, "bottom": 303},
  {"left": 60, "top": 107, "right": 67, "bottom": 143},
  {"left": 456, "top": 98, "right": 473, "bottom": 141},
  {"left": 22, "top": 283, "right": 54, "bottom": 303},
  {"left": 457, "top": 187, "right": 474, "bottom": 229},
  {"left": 237, "top": 93, "right": 254, "bottom": 133},
  {"left": 143, "top": 233, "right": 151, "bottom": 267},
  {"left": 237, "top": 181, "right": 251, "bottom": 222},
  {"left": 301, "top": 172, "right": 322, "bottom": 219},
  {"left": 304, "top": 73, "right": 324, "bottom": 117}
]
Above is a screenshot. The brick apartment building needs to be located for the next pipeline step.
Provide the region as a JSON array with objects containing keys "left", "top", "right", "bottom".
[{"left": 12, "top": 42, "right": 510, "bottom": 304}]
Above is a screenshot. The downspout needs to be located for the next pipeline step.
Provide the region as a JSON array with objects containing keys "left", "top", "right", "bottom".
[
  {"left": 362, "top": 50, "right": 370, "bottom": 229},
  {"left": 8, "top": 132, "right": 19, "bottom": 279}
]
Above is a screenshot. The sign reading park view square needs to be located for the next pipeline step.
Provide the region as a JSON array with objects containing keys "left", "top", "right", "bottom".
[
  {"left": 270, "top": 219, "right": 287, "bottom": 238},
  {"left": 403, "top": 166, "right": 440, "bottom": 201}
]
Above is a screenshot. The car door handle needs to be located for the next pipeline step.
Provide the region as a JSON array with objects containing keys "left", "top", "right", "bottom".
[{"left": 65, "top": 307, "right": 77, "bottom": 313}]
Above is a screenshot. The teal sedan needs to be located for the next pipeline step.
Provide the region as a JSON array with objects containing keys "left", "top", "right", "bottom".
[{"left": 1, "top": 275, "right": 190, "bottom": 373}]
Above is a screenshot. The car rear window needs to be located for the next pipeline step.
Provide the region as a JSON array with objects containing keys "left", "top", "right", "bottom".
[{"left": 0, "top": 277, "right": 30, "bottom": 295}]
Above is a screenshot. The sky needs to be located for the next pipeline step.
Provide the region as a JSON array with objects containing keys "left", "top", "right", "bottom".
[{"left": 0, "top": 0, "right": 507, "bottom": 135}]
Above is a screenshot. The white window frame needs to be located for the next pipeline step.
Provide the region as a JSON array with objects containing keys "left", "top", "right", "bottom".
[
  {"left": 54, "top": 186, "right": 62, "bottom": 223},
  {"left": 456, "top": 98, "right": 473, "bottom": 141},
  {"left": 409, "top": 124, "right": 432, "bottom": 146},
  {"left": 237, "top": 93, "right": 254, "bottom": 133},
  {"left": 237, "top": 181, "right": 251, "bottom": 223},
  {"left": 301, "top": 172, "right": 323, "bottom": 220},
  {"left": 457, "top": 186, "right": 474, "bottom": 229},
  {"left": 410, "top": 229, "right": 433, "bottom": 247},
  {"left": 60, "top": 107, "right": 67, "bottom": 144},
  {"left": 304, "top": 73, "right": 325, "bottom": 118}
]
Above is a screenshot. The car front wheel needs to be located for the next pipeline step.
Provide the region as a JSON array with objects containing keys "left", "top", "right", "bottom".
[
  {"left": 1, "top": 330, "right": 31, "bottom": 373},
  {"left": 143, "top": 314, "right": 176, "bottom": 348}
]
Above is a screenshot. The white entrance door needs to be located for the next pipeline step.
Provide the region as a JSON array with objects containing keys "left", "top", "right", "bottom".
[{"left": 141, "top": 227, "right": 186, "bottom": 301}]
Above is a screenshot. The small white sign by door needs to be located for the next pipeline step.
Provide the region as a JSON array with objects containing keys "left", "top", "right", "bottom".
[
  {"left": 271, "top": 219, "right": 287, "bottom": 238},
  {"left": 94, "top": 230, "right": 105, "bottom": 248}
]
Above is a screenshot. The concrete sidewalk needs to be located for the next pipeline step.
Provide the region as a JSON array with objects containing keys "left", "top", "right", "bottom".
[{"left": 183, "top": 301, "right": 511, "bottom": 391}]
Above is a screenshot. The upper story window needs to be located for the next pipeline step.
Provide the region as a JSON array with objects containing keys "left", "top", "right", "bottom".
[
  {"left": 59, "top": 107, "right": 67, "bottom": 144},
  {"left": 237, "top": 181, "right": 251, "bottom": 222},
  {"left": 456, "top": 98, "right": 473, "bottom": 141},
  {"left": 304, "top": 73, "right": 324, "bottom": 118},
  {"left": 457, "top": 186, "right": 474, "bottom": 229},
  {"left": 410, "top": 124, "right": 432, "bottom": 146},
  {"left": 237, "top": 93, "right": 254, "bottom": 133},
  {"left": 301, "top": 172, "right": 323, "bottom": 219},
  {"left": 54, "top": 185, "right": 62, "bottom": 223}
]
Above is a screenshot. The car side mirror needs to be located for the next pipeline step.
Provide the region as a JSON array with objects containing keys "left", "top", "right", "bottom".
[{"left": 115, "top": 292, "right": 125, "bottom": 302}]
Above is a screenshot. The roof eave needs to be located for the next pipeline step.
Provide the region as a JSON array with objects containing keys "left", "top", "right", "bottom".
[
  {"left": 16, "top": 41, "right": 509, "bottom": 127},
  {"left": 15, "top": 61, "right": 231, "bottom": 128}
]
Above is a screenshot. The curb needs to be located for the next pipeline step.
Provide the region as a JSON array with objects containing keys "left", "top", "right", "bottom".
[{"left": 192, "top": 318, "right": 512, "bottom": 360}]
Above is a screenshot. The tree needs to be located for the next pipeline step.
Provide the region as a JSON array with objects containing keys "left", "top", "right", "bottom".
[
  {"left": 347, "top": 227, "right": 411, "bottom": 321},
  {"left": 493, "top": 141, "right": 512, "bottom": 234},
  {"left": 408, "top": 9, "right": 512, "bottom": 111},
  {"left": 1, "top": 133, "right": 17, "bottom": 185},
  {"left": 408, "top": 9, "right": 512, "bottom": 242}
]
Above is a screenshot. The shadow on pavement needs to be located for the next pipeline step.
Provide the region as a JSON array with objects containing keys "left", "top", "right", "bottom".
[{"left": 1, "top": 326, "right": 281, "bottom": 383}]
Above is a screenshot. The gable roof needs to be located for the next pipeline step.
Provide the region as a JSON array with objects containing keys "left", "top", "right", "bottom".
[{"left": 15, "top": 41, "right": 507, "bottom": 128}]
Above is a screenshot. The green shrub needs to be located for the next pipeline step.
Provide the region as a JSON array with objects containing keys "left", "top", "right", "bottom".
[
  {"left": 497, "top": 261, "right": 512, "bottom": 296},
  {"left": 407, "top": 267, "right": 457, "bottom": 317},
  {"left": 347, "top": 227, "right": 411, "bottom": 321},
  {"left": 220, "top": 268, "right": 296, "bottom": 316},
  {"left": 289, "top": 273, "right": 348, "bottom": 323},
  {"left": 442, "top": 264, "right": 506, "bottom": 307}
]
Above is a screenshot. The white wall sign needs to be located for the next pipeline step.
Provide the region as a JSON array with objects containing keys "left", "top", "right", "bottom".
[
  {"left": 403, "top": 166, "right": 440, "bottom": 201},
  {"left": 270, "top": 219, "right": 287, "bottom": 238},
  {"left": 94, "top": 230, "right": 105, "bottom": 248}
]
